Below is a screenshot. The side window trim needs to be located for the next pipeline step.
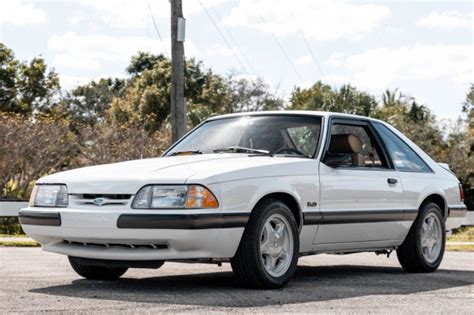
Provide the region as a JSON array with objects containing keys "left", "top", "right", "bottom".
[
  {"left": 321, "top": 116, "right": 394, "bottom": 170},
  {"left": 372, "top": 122, "right": 433, "bottom": 173},
  {"left": 367, "top": 121, "right": 395, "bottom": 169}
]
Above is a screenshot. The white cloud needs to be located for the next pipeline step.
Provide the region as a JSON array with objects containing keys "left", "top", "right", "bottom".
[
  {"left": 224, "top": 0, "right": 391, "bottom": 41},
  {"left": 60, "top": 75, "right": 92, "bottom": 90},
  {"left": 48, "top": 32, "right": 199, "bottom": 71},
  {"left": 78, "top": 0, "right": 228, "bottom": 29},
  {"left": 325, "top": 44, "right": 473, "bottom": 90},
  {"left": 295, "top": 55, "right": 312, "bottom": 65},
  {"left": 326, "top": 52, "right": 345, "bottom": 67},
  {"left": 68, "top": 15, "right": 84, "bottom": 26},
  {"left": 207, "top": 43, "right": 235, "bottom": 57},
  {"left": 417, "top": 10, "right": 472, "bottom": 30},
  {"left": 0, "top": 1, "right": 46, "bottom": 26}
]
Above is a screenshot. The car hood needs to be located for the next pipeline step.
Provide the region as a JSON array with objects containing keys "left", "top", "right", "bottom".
[{"left": 38, "top": 154, "right": 314, "bottom": 194}]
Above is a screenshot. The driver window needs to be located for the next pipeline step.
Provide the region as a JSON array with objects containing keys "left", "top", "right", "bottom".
[{"left": 325, "top": 123, "right": 387, "bottom": 168}]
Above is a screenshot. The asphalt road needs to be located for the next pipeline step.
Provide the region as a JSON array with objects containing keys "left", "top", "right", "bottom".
[{"left": 1, "top": 248, "right": 472, "bottom": 313}]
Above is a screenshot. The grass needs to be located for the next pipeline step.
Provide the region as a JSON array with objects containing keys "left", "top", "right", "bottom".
[
  {"left": 0, "top": 234, "right": 28, "bottom": 238},
  {"left": 0, "top": 240, "right": 39, "bottom": 247},
  {"left": 447, "top": 226, "right": 474, "bottom": 242},
  {"left": 0, "top": 233, "right": 38, "bottom": 247}
]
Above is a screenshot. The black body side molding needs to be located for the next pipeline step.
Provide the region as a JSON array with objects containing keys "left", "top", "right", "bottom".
[
  {"left": 117, "top": 212, "right": 249, "bottom": 229},
  {"left": 19, "top": 211, "right": 61, "bottom": 226}
]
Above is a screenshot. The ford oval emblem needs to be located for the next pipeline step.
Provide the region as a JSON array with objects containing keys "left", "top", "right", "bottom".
[{"left": 93, "top": 198, "right": 105, "bottom": 206}]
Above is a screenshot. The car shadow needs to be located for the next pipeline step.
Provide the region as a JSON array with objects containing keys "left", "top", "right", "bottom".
[{"left": 30, "top": 264, "right": 474, "bottom": 308}]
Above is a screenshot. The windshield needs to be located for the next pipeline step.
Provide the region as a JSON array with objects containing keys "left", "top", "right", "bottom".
[{"left": 167, "top": 115, "right": 322, "bottom": 158}]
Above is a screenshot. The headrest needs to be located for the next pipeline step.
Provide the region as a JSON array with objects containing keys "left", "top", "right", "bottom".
[{"left": 329, "top": 134, "right": 362, "bottom": 154}]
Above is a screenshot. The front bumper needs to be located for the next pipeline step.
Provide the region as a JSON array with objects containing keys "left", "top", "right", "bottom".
[{"left": 19, "top": 207, "right": 249, "bottom": 261}]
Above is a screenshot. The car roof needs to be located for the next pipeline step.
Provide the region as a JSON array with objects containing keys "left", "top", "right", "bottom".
[{"left": 206, "top": 110, "right": 384, "bottom": 124}]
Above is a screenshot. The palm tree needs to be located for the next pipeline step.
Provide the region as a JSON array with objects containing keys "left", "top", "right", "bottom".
[{"left": 382, "top": 89, "right": 404, "bottom": 107}]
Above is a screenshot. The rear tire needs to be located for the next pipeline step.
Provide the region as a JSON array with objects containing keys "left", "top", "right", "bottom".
[
  {"left": 231, "top": 199, "right": 299, "bottom": 289},
  {"left": 68, "top": 256, "right": 128, "bottom": 280},
  {"left": 397, "top": 202, "right": 445, "bottom": 272}
]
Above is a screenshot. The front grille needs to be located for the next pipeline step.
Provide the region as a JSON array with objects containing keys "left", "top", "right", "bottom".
[
  {"left": 70, "top": 194, "right": 132, "bottom": 207},
  {"left": 62, "top": 240, "right": 168, "bottom": 250},
  {"left": 81, "top": 194, "right": 132, "bottom": 200}
]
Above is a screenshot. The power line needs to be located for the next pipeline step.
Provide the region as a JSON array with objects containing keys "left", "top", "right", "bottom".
[
  {"left": 198, "top": 0, "right": 249, "bottom": 73},
  {"left": 258, "top": 14, "right": 305, "bottom": 86},
  {"left": 289, "top": 9, "right": 326, "bottom": 83},
  {"left": 210, "top": 5, "right": 257, "bottom": 76},
  {"left": 147, "top": 2, "right": 169, "bottom": 57}
]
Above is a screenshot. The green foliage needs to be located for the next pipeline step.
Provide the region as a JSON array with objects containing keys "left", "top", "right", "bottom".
[
  {"left": 462, "top": 84, "right": 473, "bottom": 113},
  {"left": 127, "top": 52, "right": 167, "bottom": 76},
  {"left": 62, "top": 78, "right": 127, "bottom": 125},
  {"left": 0, "top": 43, "right": 60, "bottom": 115},
  {"left": 289, "top": 82, "right": 376, "bottom": 116},
  {"left": 0, "top": 218, "right": 23, "bottom": 235}
]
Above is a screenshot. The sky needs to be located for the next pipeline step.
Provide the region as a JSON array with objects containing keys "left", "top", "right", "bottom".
[{"left": 1, "top": 0, "right": 473, "bottom": 121}]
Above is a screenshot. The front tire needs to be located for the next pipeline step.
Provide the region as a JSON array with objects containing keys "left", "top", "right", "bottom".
[
  {"left": 68, "top": 256, "right": 128, "bottom": 280},
  {"left": 231, "top": 199, "right": 299, "bottom": 289},
  {"left": 397, "top": 202, "right": 445, "bottom": 272}
]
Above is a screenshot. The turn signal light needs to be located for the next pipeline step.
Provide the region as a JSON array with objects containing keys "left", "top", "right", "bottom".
[{"left": 186, "top": 185, "right": 219, "bottom": 209}]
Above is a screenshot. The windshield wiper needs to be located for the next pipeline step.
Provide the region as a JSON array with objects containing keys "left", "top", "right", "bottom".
[
  {"left": 213, "top": 146, "right": 271, "bottom": 156},
  {"left": 168, "top": 150, "right": 202, "bottom": 156}
]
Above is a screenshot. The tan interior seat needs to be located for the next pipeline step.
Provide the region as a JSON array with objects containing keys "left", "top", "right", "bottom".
[{"left": 329, "top": 134, "right": 365, "bottom": 167}]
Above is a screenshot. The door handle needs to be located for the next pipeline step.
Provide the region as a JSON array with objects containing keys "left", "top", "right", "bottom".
[{"left": 387, "top": 178, "right": 398, "bottom": 184}]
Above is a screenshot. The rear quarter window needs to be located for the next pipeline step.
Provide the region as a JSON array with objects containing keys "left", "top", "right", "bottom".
[{"left": 373, "top": 122, "right": 432, "bottom": 173}]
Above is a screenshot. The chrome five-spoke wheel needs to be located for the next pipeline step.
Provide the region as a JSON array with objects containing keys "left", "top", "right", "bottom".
[
  {"left": 260, "top": 214, "right": 294, "bottom": 277},
  {"left": 420, "top": 212, "right": 442, "bottom": 264},
  {"left": 231, "top": 199, "right": 299, "bottom": 288}
]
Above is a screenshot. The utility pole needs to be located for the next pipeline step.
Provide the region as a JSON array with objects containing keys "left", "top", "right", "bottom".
[{"left": 170, "top": 0, "right": 187, "bottom": 143}]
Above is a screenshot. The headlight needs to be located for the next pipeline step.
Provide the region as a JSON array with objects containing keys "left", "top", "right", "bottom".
[
  {"left": 132, "top": 185, "right": 219, "bottom": 209},
  {"left": 29, "top": 184, "right": 68, "bottom": 207}
]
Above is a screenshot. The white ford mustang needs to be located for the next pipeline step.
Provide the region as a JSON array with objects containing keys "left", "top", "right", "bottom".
[{"left": 20, "top": 111, "right": 467, "bottom": 288}]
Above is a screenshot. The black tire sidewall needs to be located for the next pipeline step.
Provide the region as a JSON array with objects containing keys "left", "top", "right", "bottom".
[{"left": 68, "top": 256, "right": 128, "bottom": 280}]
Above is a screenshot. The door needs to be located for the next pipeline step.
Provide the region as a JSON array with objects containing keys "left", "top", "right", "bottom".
[{"left": 314, "top": 118, "right": 406, "bottom": 249}]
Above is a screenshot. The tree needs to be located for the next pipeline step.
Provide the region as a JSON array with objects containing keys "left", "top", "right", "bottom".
[
  {"left": 382, "top": 89, "right": 404, "bottom": 107},
  {"left": 288, "top": 81, "right": 333, "bottom": 111},
  {"left": 126, "top": 52, "right": 167, "bottom": 77},
  {"left": 62, "top": 78, "right": 127, "bottom": 125},
  {"left": 77, "top": 120, "right": 170, "bottom": 165},
  {"left": 108, "top": 56, "right": 173, "bottom": 132},
  {"left": 331, "top": 85, "right": 377, "bottom": 116},
  {"left": 225, "top": 75, "right": 282, "bottom": 113},
  {"left": 289, "top": 81, "right": 377, "bottom": 116},
  {"left": 462, "top": 84, "right": 474, "bottom": 174},
  {"left": 0, "top": 43, "right": 60, "bottom": 115},
  {"left": 0, "top": 44, "right": 17, "bottom": 111},
  {"left": 407, "top": 99, "right": 428, "bottom": 123},
  {"left": 110, "top": 53, "right": 283, "bottom": 130},
  {"left": 0, "top": 113, "right": 78, "bottom": 199},
  {"left": 462, "top": 84, "right": 474, "bottom": 113},
  {"left": 372, "top": 97, "right": 445, "bottom": 161}
]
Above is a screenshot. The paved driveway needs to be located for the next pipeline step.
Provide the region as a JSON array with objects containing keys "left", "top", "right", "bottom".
[{"left": 0, "top": 248, "right": 472, "bottom": 313}]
